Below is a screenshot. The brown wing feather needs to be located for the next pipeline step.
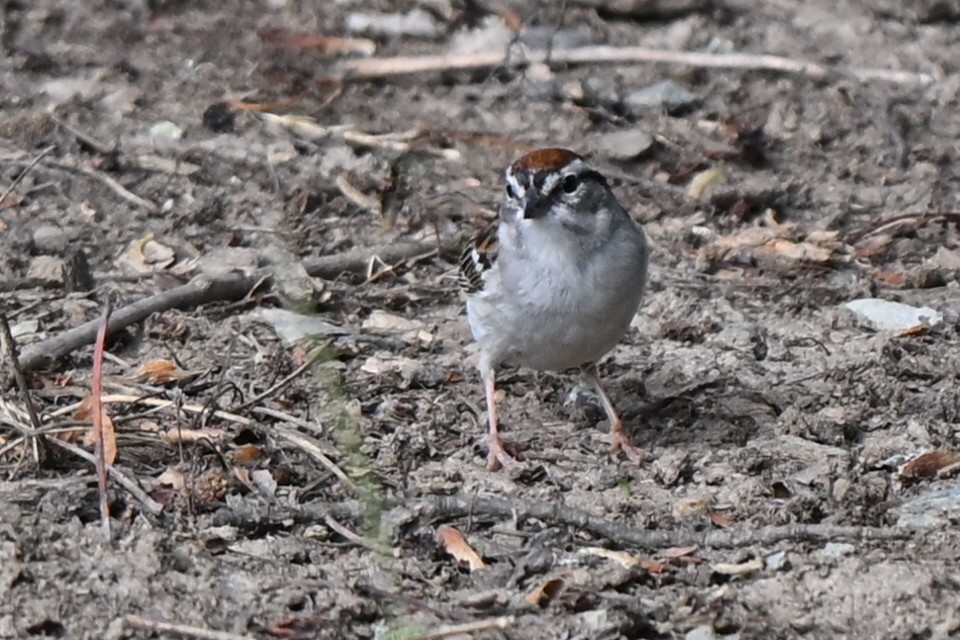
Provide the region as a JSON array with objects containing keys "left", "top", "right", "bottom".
[{"left": 458, "top": 226, "right": 498, "bottom": 294}]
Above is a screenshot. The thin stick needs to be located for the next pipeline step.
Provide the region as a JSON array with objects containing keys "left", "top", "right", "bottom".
[
  {"left": 122, "top": 615, "right": 255, "bottom": 640},
  {"left": 323, "top": 514, "right": 399, "bottom": 557},
  {"left": 0, "top": 313, "right": 44, "bottom": 463},
  {"left": 412, "top": 616, "right": 515, "bottom": 640},
  {"left": 0, "top": 145, "right": 55, "bottom": 207},
  {"left": 229, "top": 347, "right": 328, "bottom": 413},
  {"left": 272, "top": 424, "right": 357, "bottom": 494},
  {"left": 46, "top": 437, "right": 164, "bottom": 515},
  {"left": 91, "top": 302, "right": 112, "bottom": 540},
  {"left": 340, "top": 45, "right": 933, "bottom": 85},
  {"left": 45, "top": 159, "right": 159, "bottom": 212},
  {"left": 48, "top": 394, "right": 357, "bottom": 496}
]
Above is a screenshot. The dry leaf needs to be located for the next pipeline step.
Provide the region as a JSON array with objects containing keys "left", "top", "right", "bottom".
[
  {"left": 259, "top": 28, "right": 376, "bottom": 55},
  {"left": 0, "top": 194, "right": 21, "bottom": 211},
  {"left": 712, "top": 557, "right": 763, "bottom": 576},
  {"left": 436, "top": 525, "right": 485, "bottom": 571},
  {"left": 233, "top": 444, "right": 263, "bottom": 464},
  {"left": 899, "top": 450, "right": 960, "bottom": 479},
  {"left": 160, "top": 428, "right": 226, "bottom": 444},
  {"left": 154, "top": 467, "right": 186, "bottom": 491},
  {"left": 708, "top": 511, "right": 734, "bottom": 528},
  {"left": 687, "top": 167, "right": 726, "bottom": 201},
  {"left": 134, "top": 359, "right": 187, "bottom": 384},
  {"left": 118, "top": 233, "right": 176, "bottom": 274},
  {"left": 639, "top": 559, "right": 669, "bottom": 574},
  {"left": 578, "top": 546, "right": 640, "bottom": 569},
  {"left": 524, "top": 574, "right": 569, "bottom": 607},
  {"left": 77, "top": 395, "right": 117, "bottom": 465},
  {"left": 660, "top": 545, "right": 699, "bottom": 559}
]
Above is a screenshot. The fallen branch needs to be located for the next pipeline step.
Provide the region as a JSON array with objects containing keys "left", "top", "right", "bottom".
[
  {"left": 18, "top": 273, "right": 261, "bottom": 373},
  {"left": 17, "top": 239, "right": 442, "bottom": 372},
  {"left": 216, "top": 494, "right": 912, "bottom": 550},
  {"left": 411, "top": 495, "right": 912, "bottom": 549},
  {"left": 122, "top": 615, "right": 254, "bottom": 640},
  {"left": 339, "top": 45, "right": 934, "bottom": 86}
]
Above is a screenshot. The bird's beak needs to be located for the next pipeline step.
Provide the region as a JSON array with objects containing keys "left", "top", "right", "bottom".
[{"left": 521, "top": 195, "right": 549, "bottom": 220}]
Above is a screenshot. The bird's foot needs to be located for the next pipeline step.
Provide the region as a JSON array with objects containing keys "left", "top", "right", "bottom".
[
  {"left": 486, "top": 433, "right": 523, "bottom": 471},
  {"left": 609, "top": 423, "right": 647, "bottom": 464}
]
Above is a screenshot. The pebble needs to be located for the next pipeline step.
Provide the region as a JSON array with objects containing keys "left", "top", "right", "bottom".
[
  {"left": 685, "top": 625, "right": 718, "bottom": 640},
  {"left": 26, "top": 255, "right": 66, "bottom": 287},
  {"left": 844, "top": 298, "right": 942, "bottom": 331},
  {"left": 32, "top": 223, "right": 67, "bottom": 254},
  {"left": 624, "top": 80, "right": 701, "bottom": 116},
  {"left": 592, "top": 129, "right": 654, "bottom": 160}
]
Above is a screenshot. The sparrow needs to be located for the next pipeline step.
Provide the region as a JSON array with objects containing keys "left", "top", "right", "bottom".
[{"left": 459, "top": 148, "right": 650, "bottom": 470}]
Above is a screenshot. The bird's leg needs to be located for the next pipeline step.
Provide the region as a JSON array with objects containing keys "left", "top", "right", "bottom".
[
  {"left": 582, "top": 364, "right": 647, "bottom": 464},
  {"left": 482, "top": 366, "right": 521, "bottom": 471}
]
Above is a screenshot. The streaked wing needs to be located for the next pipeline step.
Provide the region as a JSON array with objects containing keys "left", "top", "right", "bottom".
[{"left": 458, "top": 226, "right": 498, "bottom": 294}]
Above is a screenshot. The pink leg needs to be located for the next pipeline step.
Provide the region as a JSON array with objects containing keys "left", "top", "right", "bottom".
[
  {"left": 482, "top": 368, "right": 521, "bottom": 471},
  {"left": 583, "top": 366, "right": 647, "bottom": 464}
]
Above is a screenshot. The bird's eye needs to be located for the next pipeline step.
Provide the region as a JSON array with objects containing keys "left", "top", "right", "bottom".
[{"left": 561, "top": 175, "right": 579, "bottom": 193}]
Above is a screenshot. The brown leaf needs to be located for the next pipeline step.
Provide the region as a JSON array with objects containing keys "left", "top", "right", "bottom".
[
  {"left": 436, "top": 525, "right": 485, "bottom": 571},
  {"left": 708, "top": 510, "right": 735, "bottom": 528},
  {"left": 524, "top": 574, "right": 569, "bottom": 607},
  {"left": 0, "top": 193, "right": 21, "bottom": 211},
  {"left": 259, "top": 28, "right": 375, "bottom": 55},
  {"left": 639, "top": 559, "right": 669, "bottom": 574},
  {"left": 233, "top": 444, "right": 263, "bottom": 464},
  {"left": 871, "top": 269, "right": 907, "bottom": 286},
  {"left": 899, "top": 449, "right": 960, "bottom": 479},
  {"left": 77, "top": 395, "right": 117, "bottom": 465},
  {"left": 134, "top": 359, "right": 187, "bottom": 384}
]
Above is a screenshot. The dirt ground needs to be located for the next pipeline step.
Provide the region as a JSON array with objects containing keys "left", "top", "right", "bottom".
[{"left": 2, "top": 1, "right": 960, "bottom": 638}]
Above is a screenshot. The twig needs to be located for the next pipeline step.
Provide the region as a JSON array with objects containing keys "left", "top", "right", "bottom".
[
  {"left": 45, "top": 158, "right": 159, "bottom": 212},
  {"left": 0, "top": 145, "right": 55, "bottom": 207},
  {"left": 47, "top": 393, "right": 358, "bottom": 496},
  {"left": 18, "top": 241, "right": 443, "bottom": 372},
  {"left": 411, "top": 495, "right": 911, "bottom": 549},
  {"left": 0, "top": 313, "right": 44, "bottom": 463},
  {"left": 412, "top": 616, "right": 515, "bottom": 640},
  {"left": 272, "top": 424, "right": 357, "bottom": 494},
  {"left": 91, "top": 302, "right": 112, "bottom": 541},
  {"left": 46, "top": 437, "right": 164, "bottom": 515},
  {"left": 122, "top": 615, "right": 255, "bottom": 640},
  {"left": 324, "top": 514, "right": 399, "bottom": 557},
  {"left": 844, "top": 211, "right": 960, "bottom": 245},
  {"left": 49, "top": 115, "right": 114, "bottom": 155},
  {"left": 302, "top": 240, "right": 441, "bottom": 279},
  {"left": 229, "top": 347, "right": 328, "bottom": 413},
  {"left": 339, "top": 45, "right": 934, "bottom": 85}
]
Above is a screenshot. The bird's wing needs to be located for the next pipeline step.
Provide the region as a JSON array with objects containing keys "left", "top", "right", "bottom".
[{"left": 458, "top": 225, "right": 498, "bottom": 294}]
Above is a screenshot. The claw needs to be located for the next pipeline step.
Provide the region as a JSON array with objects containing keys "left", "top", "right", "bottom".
[
  {"left": 609, "top": 421, "right": 647, "bottom": 464},
  {"left": 486, "top": 432, "right": 522, "bottom": 471}
]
